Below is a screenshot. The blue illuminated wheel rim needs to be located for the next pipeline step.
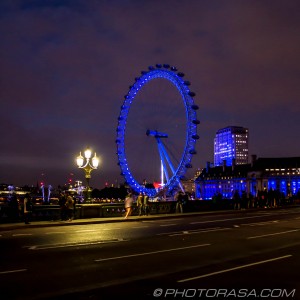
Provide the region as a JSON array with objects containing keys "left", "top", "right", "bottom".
[{"left": 116, "top": 64, "right": 200, "bottom": 197}]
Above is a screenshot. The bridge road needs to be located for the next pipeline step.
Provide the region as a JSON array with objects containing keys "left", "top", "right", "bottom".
[{"left": 0, "top": 207, "right": 300, "bottom": 299}]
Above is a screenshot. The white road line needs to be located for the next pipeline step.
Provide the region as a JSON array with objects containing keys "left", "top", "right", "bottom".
[
  {"left": 12, "top": 233, "right": 33, "bottom": 237},
  {"left": 145, "top": 219, "right": 181, "bottom": 223},
  {"left": 157, "top": 227, "right": 227, "bottom": 236},
  {"left": 247, "top": 229, "right": 299, "bottom": 239},
  {"left": 131, "top": 226, "right": 149, "bottom": 229},
  {"left": 242, "top": 220, "right": 279, "bottom": 226},
  {"left": 27, "top": 239, "right": 127, "bottom": 250},
  {"left": 178, "top": 255, "right": 292, "bottom": 283},
  {"left": 190, "top": 215, "right": 268, "bottom": 225},
  {"left": 0, "top": 269, "right": 27, "bottom": 275},
  {"left": 157, "top": 231, "right": 185, "bottom": 236},
  {"left": 169, "top": 227, "right": 231, "bottom": 236},
  {"left": 160, "top": 218, "right": 182, "bottom": 222},
  {"left": 95, "top": 243, "right": 210, "bottom": 262}
]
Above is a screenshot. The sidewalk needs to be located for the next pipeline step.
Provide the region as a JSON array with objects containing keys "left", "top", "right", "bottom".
[
  {"left": 1, "top": 205, "right": 298, "bottom": 232},
  {"left": 0, "top": 210, "right": 235, "bottom": 231}
]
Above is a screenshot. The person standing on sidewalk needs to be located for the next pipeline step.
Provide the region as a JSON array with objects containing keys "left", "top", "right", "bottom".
[
  {"left": 143, "top": 193, "right": 150, "bottom": 216},
  {"left": 65, "top": 192, "right": 74, "bottom": 221},
  {"left": 23, "top": 193, "right": 33, "bottom": 224},
  {"left": 175, "top": 191, "right": 184, "bottom": 213},
  {"left": 58, "top": 192, "right": 67, "bottom": 221},
  {"left": 136, "top": 192, "right": 144, "bottom": 216},
  {"left": 73, "top": 195, "right": 77, "bottom": 219}
]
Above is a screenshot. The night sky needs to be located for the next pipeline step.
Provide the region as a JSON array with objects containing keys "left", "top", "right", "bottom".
[{"left": 1, "top": 0, "right": 299, "bottom": 189}]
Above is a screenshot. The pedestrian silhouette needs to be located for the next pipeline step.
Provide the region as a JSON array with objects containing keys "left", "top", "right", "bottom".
[
  {"left": 58, "top": 192, "right": 67, "bottom": 221},
  {"left": 175, "top": 191, "right": 184, "bottom": 213},
  {"left": 65, "top": 193, "right": 74, "bottom": 221},
  {"left": 23, "top": 193, "right": 33, "bottom": 224},
  {"left": 136, "top": 192, "right": 143, "bottom": 216},
  {"left": 124, "top": 193, "right": 133, "bottom": 219},
  {"left": 143, "top": 193, "right": 149, "bottom": 215}
]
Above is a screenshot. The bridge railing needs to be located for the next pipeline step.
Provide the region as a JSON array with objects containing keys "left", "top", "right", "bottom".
[
  {"left": 1, "top": 198, "right": 298, "bottom": 223},
  {"left": 0, "top": 201, "right": 176, "bottom": 222}
]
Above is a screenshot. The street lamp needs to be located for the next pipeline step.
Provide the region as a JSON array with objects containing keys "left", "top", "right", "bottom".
[{"left": 76, "top": 148, "right": 99, "bottom": 202}]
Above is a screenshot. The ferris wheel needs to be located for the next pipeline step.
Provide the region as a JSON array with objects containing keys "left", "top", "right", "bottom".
[{"left": 116, "top": 64, "right": 200, "bottom": 197}]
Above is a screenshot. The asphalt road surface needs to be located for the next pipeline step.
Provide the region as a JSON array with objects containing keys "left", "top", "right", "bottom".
[{"left": 1, "top": 207, "right": 300, "bottom": 300}]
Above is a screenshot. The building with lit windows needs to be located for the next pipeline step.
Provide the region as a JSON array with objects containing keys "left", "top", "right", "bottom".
[
  {"left": 214, "top": 126, "right": 249, "bottom": 166},
  {"left": 195, "top": 156, "right": 300, "bottom": 200}
]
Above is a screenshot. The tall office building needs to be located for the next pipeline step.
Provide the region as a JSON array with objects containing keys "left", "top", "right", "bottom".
[{"left": 214, "top": 126, "right": 249, "bottom": 166}]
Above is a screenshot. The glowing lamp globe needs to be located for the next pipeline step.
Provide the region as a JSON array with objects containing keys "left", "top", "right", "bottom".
[
  {"left": 92, "top": 153, "right": 99, "bottom": 168},
  {"left": 76, "top": 152, "right": 84, "bottom": 167},
  {"left": 84, "top": 148, "right": 92, "bottom": 159}
]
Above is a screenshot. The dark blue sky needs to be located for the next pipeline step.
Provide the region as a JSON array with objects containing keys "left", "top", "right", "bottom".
[{"left": 1, "top": 0, "right": 299, "bottom": 188}]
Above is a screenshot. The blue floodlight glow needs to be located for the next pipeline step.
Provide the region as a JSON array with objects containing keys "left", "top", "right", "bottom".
[{"left": 268, "top": 180, "right": 276, "bottom": 190}]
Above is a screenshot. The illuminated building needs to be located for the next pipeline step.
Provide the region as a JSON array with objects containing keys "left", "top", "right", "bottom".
[
  {"left": 214, "top": 126, "right": 249, "bottom": 166},
  {"left": 195, "top": 156, "right": 300, "bottom": 200}
]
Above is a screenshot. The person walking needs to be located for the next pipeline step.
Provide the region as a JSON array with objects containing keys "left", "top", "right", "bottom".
[
  {"left": 23, "top": 193, "right": 33, "bottom": 224},
  {"left": 124, "top": 193, "right": 133, "bottom": 219},
  {"left": 136, "top": 192, "right": 143, "bottom": 216},
  {"left": 65, "top": 193, "right": 74, "bottom": 221}
]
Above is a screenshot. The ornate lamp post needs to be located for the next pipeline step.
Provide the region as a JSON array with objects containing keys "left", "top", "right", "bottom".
[{"left": 76, "top": 148, "right": 99, "bottom": 202}]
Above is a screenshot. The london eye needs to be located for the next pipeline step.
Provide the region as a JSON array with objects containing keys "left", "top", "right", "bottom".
[{"left": 116, "top": 64, "right": 200, "bottom": 197}]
